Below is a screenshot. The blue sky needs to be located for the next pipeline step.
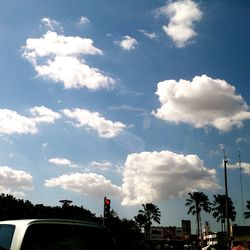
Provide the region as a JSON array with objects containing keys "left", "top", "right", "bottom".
[{"left": 0, "top": 0, "right": 249, "bottom": 231}]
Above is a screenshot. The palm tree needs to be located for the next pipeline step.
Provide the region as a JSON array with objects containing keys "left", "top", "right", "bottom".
[
  {"left": 136, "top": 203, "right": 161, "bottom": 239},
  {"left": 244, "top": 201, "right": 250, "bottom": 219},
  {"left": 212, "top": 194, "right": 236, "bottom": 232},
  {"left": 185, "top": 192, "right": 211, "bottom": 237}
]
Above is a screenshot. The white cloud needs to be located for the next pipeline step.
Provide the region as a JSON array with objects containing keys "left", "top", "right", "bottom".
[
  {"left": 236, "top": 137, "right": 250, "bottom": 144},
  {"left": 89, "top": 160, "right": 112, "bottom": 170},
  {"left": 40, "top": 17, "right": 63, "bottom": 33},
  {"left": 34, "top": 56, "right": 114, "bottom": 90},
  {"left": 153, "top": 75, "right": 250, "bottom": 132},
  {"left": 0, "top": 109, "right": 37, "bottom": 135},
  {"left": 78, "top": 16, "right": 90, "bottom": 25},
  {"left": 49, "top": 158, "right": 73, "bottom": 167},
  {"left": 0, "top": 107, "right": 61, "bottom": 135},
  {"left": 115, "top": 35, "right": 138, "bottom": 50},
  {"left": 228, "top": 162, "right": 250, "bottom": 175},
  {"left": 22, "top": 28, "right": 114, "bottom": 90},
  {"left": 62, "top": 108, "right": 126, "bottom": 138},
  {"left": 155, "top": 0, "right": 202, "bottom": 47},
  {"left": 121, "top": 150, "right": 219, "bottom": 205},
  {"left": 139, "top": 29, "right": 158, "bottom": 40},
  {"left": 23, "top": 31, "right": 102, "bottom": 59},
  {"left": 30, "top": 106, "right": 61, "bottom": 123},
  {"left": 0, "top": 166, "right": 33, "bottom": 196},
  {"left": 45, "top": 172, "right": 122, "bottom": 198},
  {"left": 44, "top": 149, "right": 220, "bottom": 206}
]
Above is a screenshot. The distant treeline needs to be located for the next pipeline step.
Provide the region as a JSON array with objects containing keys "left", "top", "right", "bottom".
[{"left": 0, "top": 193, "right": 96, "bottom": 221}]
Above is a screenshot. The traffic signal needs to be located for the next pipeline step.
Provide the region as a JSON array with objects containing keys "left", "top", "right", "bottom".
[{"left": 104, "top": 197, "right": 111, "bottom": 219}]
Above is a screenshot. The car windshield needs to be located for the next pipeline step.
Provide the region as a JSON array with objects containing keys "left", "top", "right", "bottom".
[
  {"left": 21, "top": 223, "right": 118, "bottom": 250},
  {"left": 0, "top": 225, "right": 15, "bottom": 250}
]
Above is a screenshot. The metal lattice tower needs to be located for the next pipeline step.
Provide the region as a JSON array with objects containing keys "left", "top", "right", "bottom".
[{"left": 238, "top": 151, "right": 245, "bottom": 225}]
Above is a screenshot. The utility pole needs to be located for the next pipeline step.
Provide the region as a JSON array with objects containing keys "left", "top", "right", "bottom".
[{"left": 223, "top": 149, "right": 230, "bottom": 250}]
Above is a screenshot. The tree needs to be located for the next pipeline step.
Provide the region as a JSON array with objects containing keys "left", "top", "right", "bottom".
[
  {"left": 136, "top": 203, "right": 161, "bottom": 240},
  {"left": 212, "top": 194, "right": 236, "bottom": 232},
  {"left": 185, "top": 192, "right": 211, "bottom": 237},
  {"left": 244, "top": 201, "right": 250, "bottom": 219}
]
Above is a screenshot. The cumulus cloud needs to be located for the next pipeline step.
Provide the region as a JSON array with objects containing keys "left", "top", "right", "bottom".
[
  {"left": 22, "top": 23, "right": 114, "bottom": 90},
  {"left": 115, "top": 35, "right": 138, "bottom": 50},
  {"left": 0, "top": 166, "right": 33, "bottom": 196},
  {"left": 0, "top": 109, "right": 37, "bottom": 135},
  {"left": 30, "top": 106, "right": 61, "bottom": 123},
  {"left": 0, "top": 107, "right": 60, "bottom": 135},
  {"left": 44, "top": 150, "right": 219, "bottom": 206},
  {"left": 45, "top": 172, "right": 122, "bottom": 198},
  {"left": 62, "top": 108, "right": 126, "bottom": 138},
  {"left": 153, "top": 75, "right": 250, "bottom": 132},
  {"left": 155, "top": 0, "right": 202, "bottom": 47},
  {"left": 49, "top": 158, "right": 73, "bottom": 167},
  {"left": 121, "top": 150, "right": 219, "bottom": 205}
]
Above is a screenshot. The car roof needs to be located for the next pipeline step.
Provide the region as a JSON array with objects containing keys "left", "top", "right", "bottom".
[
  {"left": 0, "top": 219, "right": 103, "bottom": 228},
  {"left": 0, "top": 219, "right": 107, "bottom": 250}
]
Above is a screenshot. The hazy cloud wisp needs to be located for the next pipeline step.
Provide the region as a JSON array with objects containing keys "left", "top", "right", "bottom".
[{"left": 115, "top": 35, "right": 138, "bottom": 50}]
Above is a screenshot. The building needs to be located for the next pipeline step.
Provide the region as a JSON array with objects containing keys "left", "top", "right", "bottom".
[{"left": 148, "top": 220, "right": 197, "bottom": 249}]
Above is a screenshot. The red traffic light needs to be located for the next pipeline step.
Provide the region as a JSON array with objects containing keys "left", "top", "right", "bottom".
[{"left": 105, "top": 198, "right": 111, "bottom": 206}]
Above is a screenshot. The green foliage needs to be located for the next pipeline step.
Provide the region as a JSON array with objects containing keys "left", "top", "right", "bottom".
[
  {"left": 135, "top": 203, "right": 161, "bottom": 240},
  {"left": 212, "top": 194, "right": 236, "bottom": 222},
  {"left": 245, "top": 201, "right": 250, "bottom": 219},
  {"left": 212, "top": 194, "right": 236, "bottom": 232},
  {"left": 0, "top": 193, "right": 95, "bottom": 221},
  {"left": 185, "top": 191, "right": 211, "bottom": 236}
]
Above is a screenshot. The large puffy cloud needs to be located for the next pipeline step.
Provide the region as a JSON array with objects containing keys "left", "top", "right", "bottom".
[
  {"left": 0, "top": 166, "right": 33, "bottom": 196},
  {"left": 0, "top": 106, "right": 60, "bottom": 135},
  {"left": 62, "top": 108, "right": 126, "bottom": 138},
  {"left": 22, "top": 21, "right": 114, "bottom": 90},
  {"left": 45, "top": 172, "right": 122, "bottom": 198},
  {"left": 121, "top": 150, "right": 219, "bottom": 205},
  {"left": 44, "top": 150, "right": 220, "bottom": 205},
  {"left": 155, "top": 0, "right": 202, "bottom": 47},
  {"left": 153, "top": 75, "right": 250, "bottom": 132}
]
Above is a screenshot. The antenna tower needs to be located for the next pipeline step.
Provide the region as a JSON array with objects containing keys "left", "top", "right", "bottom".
[{"left": 239, "top": 151, "right": 245, "bottom": 225}]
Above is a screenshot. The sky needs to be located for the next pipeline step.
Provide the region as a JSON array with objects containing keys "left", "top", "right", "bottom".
[{"left": 0, "top": 0, "right": 249, "bottom": 232}]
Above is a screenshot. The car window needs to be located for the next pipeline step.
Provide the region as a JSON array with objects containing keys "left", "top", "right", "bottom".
[
  {"left": 21, "top": 223, "right": 118, "bottom": 250},
  {"left": 0, "top": 225, "right": 15, "bottom": 250}
]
